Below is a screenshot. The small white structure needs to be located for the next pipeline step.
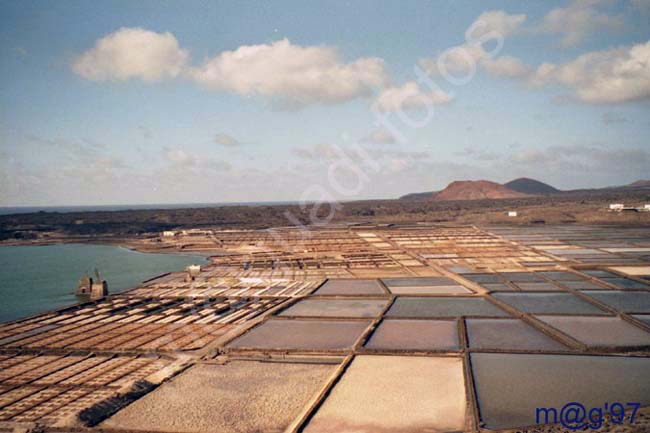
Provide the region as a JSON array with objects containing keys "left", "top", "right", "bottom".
[
  {"left": 185, "top": 264, "right": 202, "bottom": 281},
  {"left": 507, "top": 211, "right": 518, "bottom": 217},
  {"left": 644, "top": 204, "right": 650, "bottom": 211},
  {"left": 162, "top": 230, "right": 177, "bottom": 237},
  {"left": 609, "top": 204, "right": 624, "bottom": 211}
]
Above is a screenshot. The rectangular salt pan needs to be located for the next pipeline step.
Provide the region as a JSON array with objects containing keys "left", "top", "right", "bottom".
[
  {"left": 584, "top": 270, "right": 618, "bottom": 278},
  {"left": 279, "top": 299, "right": 387, "bottom": 318},
  {"left": 536, "top": 315, "right": 650, "bottom": 347},
  {"left": 466, "top": 319, "right": 567, "bottom": 351},
  {"left": 608, "top": 266, "right": 650, "bottom": 276},
  {"left": 498, "top": 272, "right": 545, "bottom": 282},
  {"left": 538, "top": 271, "right": 584, "bottom": 281},
  {"left": 581, "top": 290, "right": 650, "bottom": 313},
  {"left": 600, "top": 277, "right": 649, "bottom": 289},
  {"left": 632, "top": 315, "right": 650, "bottom": 326},
  {"left": 304, "top": 356, "right": 467, "bottom": 433},
  {"left": 387, "top": 297, "right": 509, "bottom": 317},
  {"left": 102, "top": 361, "right": 337, "bottom": 433},
  {"left": 382, "top": 277, "right": 458, "bottom": 287},
  {"left": 492, "top": 293, "right": 606, "bottom": 315},
  {"left": 228, "top": 319, "right": 370, "bottom": 350},
  {"left": 315, "top": 279, "right": 385, "bottom": 295},
  {"left": 514, "top": 282, "right": 564, "bottom": 291},
  {"left": 559, "top": 280, "right": 608, "bottom": 290},
  {"left": 387, "top": 285, "right": 473, "bottom": 295},
  {"left": 471, "top": 353, "right": 650, "bottom": 430},
  {"left": 463, "top": 274, "right": 504, "bottom": 284},
  {"left": 481, "top": 283, "right": 517, "bottom": 292},
  {"left": 365, "top": 319, "right": 459, "bottom": 350}
]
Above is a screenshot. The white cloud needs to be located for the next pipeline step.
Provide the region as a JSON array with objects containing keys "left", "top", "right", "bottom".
[
  {"left": 511, "top": 144, "right": 650, "bottom": 172},
  {"left": 532, "top": 41, "right": 650, "bottom": 103},
  {"left": 359, "top": 129, "right": 397, "bottom": 144},
  {"left": 163, "top": 148, "right": 230, "bottom": 171},
  {"left": 511, "top": 148, "right": 558, "bottom": 164},
  {"left": 73, "top": 27, "right": 189, "bottom": 82},
  {"left": 292, "top": 143, "right": 341, "bottom": 161},
  {"left": 504, "top": 144, "right": 650, "bottom": 188},
  {"left": 214, "top": 133, "right": 241, "bottom": 147},
  {"left": 538, "top": 0, "right": 623, "bottom": 47},
  {"left": 189, "top": 38, "right": 388, "bottom": 107},
  {"left": 456, "top": 147, "right": 501, "bottom": 161},
  {"left": 481, "top": 55, "right": 532, "bottom": 78},
  {"left": 418, "top": 11, "right": 527, "bottom": 79},
  {"left": 74, "top": 31, "right": 387, "bottom": 108},
  {"left": 471, "top": 10, "right": 526, "bottom": 39},
  {"left": 292, "top": 143, "right": 430, "bottom": 164},
  {"left": 460, "top": 39, "right": 650, "bottom": 105},
  {"left": 420, "top": 6, "right": 639, "bottom": 101},
  {"left": 164, "top": 148, "right": 196, "bottom": 166},
  {"left": 421, "top": 46, "right": 531, "bottom": 80},
  {"left": 61, "top": 157, "right": 127, "bottom": 184},
  {"left": 26, "top": 134, "right": 108, "bottom": 162},
  {"left": 528, "top": 63, "right": 558, "bottom": 87},
  {"left": 372, "top": 81, "right": 451, "bottom": 112},
  {"left": 420, "top": 44, "right": 486, "bottom": 77}
]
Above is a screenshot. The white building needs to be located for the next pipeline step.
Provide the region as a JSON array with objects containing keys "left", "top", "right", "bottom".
[
  {"left": 609, "top": 204, "right": 624, "bottom": 211},
  {"left": 508, "top": 211, "right": 518, "bottom": 217},
  {"left": 186, "top": 264, "right": 202, "bottom": 277}
]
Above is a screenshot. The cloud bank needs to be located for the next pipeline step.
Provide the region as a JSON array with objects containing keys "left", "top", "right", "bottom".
[{"left": 73, "top": 32, "right": 387, "bottom": 108}]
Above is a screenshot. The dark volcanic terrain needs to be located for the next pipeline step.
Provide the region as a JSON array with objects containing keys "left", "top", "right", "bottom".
[{"left": 2, "top": 188, "right": 649, "bottom": 251}]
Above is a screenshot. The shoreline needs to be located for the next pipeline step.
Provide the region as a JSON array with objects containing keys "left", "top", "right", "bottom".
[
  {"left": 0, "top": 243, "right": 208, "bottom": 324},
  {"left": 0, "top": 236, "right": 220, "bottom": 256},
  {"left": 2, "top": 191, "right": 650, "bottom": 255}
]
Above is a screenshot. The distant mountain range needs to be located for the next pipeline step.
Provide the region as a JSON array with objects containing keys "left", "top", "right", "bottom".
[{"left": 399, "top": 178, "right": 650, "bottom": 202}]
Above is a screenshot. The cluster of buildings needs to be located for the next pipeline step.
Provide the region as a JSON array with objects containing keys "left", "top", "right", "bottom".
[
  {"left": 75, "top": 270, "right": 109, "bottom": 300},
  {"left": 609, "top": 203, "right": 650, "bottom": 212}
]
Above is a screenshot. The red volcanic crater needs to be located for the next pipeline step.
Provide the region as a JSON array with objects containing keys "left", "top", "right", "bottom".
[{"left": 431, "top": 180, "right": 530, "bottom": 202}]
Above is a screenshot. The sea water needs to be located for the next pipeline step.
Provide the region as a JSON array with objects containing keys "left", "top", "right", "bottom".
[{"left": 0, "top": 244, "right": 206, "bottom": 322}]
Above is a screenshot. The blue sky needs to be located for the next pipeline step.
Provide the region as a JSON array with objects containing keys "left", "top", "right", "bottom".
[{"left": 1, "top": 0, "right": 649, "bottom": 206}]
